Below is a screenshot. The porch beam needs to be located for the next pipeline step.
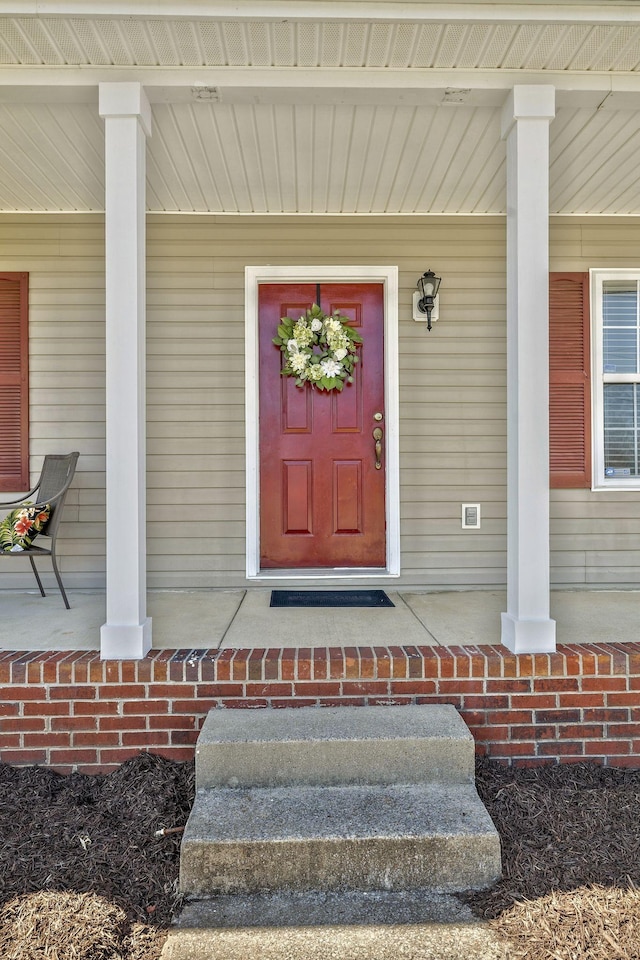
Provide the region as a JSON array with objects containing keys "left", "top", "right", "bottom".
[
  {"left": 99, "top": 81, "right": 152, "bottom": 661},
  {"left": 1, "top": 70, "right": 640, "bottom": 107},
  {"left": 500, "top": 84, "right": 556, "bottom": 656}
]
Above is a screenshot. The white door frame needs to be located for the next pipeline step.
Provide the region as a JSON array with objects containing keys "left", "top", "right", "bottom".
[{"left": 245, "top": 265, "right": 400, "bottom": 579}]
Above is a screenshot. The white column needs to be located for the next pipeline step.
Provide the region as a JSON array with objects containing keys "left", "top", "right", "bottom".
[
  {"left": 99, "top": 83, "right": 152, "bottom": 659},
  {"left": 500, "top": 85, "right": 556, "bottom": 655}
]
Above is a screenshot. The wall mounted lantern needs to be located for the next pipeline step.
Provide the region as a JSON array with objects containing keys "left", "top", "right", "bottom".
[{"left": 413, "top": 270, "right": 441, "bottom": 331}]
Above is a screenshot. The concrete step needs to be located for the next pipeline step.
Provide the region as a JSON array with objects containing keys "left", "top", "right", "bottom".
[
  {"left": 161, "top": 891, "right": 509, "bottom": 960},
  {"left": 195, "top": 704, "right": 475, "bottom": 789},
  {"left": 180, "top": 781, "right": 501, "bottom": 896}
]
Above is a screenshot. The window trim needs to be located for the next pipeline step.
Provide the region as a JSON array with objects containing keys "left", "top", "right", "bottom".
[{"left": 591, "top": 268, "right": 640, "bottom": 491}]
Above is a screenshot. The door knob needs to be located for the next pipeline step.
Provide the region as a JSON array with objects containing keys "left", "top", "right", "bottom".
[
  {"left": 373, "top": 412, "right": 383, "bottom": 421},
  {"left": 373, "top": 426, "right": 383, "bottom": 470}
]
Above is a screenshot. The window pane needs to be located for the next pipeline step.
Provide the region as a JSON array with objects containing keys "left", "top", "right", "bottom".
[
  {"left": 603, "top": 281, "right": 638, "bottom": 373},
  {"left": 604, "top": 383, "right": 639, "bottom": 477}
]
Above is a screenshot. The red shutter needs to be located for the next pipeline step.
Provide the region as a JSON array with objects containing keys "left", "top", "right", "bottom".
[
  {"left": 0, "top": 272, "right": 29, "bottom": 491},
  {"left": 549, "top": 272, "right": 591, "bottom": 488}
]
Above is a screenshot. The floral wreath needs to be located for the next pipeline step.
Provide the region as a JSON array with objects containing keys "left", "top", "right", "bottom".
[{"left": 273, "top": 304, "right": 362, "bottom": 391}]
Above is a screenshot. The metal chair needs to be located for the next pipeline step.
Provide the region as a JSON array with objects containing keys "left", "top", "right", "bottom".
[{"left": 0, "top": 452, "right": 79, "bottom": 608}]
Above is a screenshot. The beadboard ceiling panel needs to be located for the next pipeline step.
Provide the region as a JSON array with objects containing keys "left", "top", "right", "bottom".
[
  {"left": 2, "top": 99, "right": 640, "bottom": 214},
  {"left": 0, "top": 103, "right": 104, "bottom": 211},
  {"left": 146, "top": 103, "right": 505, "bottom": 214},
  {"left": 550, "top": 108, "right": 640, "bottom": 215},
  {"left": 1, "top": 16, "right": 640, "bottom": 71}
]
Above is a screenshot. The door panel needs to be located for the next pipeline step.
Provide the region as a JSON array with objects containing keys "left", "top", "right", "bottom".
[
  {"left": 333, "top": 461, "right": 362, "bottom": 534},
  {"left": 283, "top": 460, "right": 313, "bottom": 535},
  {"left": 259, "top": 282, "right": 385, "bottom": 568}
]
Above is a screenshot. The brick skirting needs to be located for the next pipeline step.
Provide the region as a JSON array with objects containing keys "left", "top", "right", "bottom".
[{"left": 1, "top": 643, "right": 640, "bottom": 772}]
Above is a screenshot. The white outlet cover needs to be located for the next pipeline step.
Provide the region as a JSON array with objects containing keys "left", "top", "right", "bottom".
[{"left": 462, "top": 504, "right": 481, "bottom": 528}]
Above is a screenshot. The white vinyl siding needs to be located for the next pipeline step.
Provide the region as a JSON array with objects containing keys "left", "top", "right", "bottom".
[
  {"left": 551, "top": 221, "right": 640, "bottom": 586},
  {"left": 146, "top": 214, "right": 508, "bottom": 589},
  {"left": 0, "top": 215, "right": 105, "bottom": 590},
  {"left": 1, "top": 213, "right": 640, "bottom": 591}
]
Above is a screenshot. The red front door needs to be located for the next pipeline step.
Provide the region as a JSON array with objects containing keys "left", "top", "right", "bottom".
[{"left": 259, "top": 282, "right": 386, "bottom": 568}]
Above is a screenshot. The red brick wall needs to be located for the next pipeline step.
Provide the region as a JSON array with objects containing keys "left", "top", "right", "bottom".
[{"left": 1, "top": 643, "right": 640, "bottom": 772}]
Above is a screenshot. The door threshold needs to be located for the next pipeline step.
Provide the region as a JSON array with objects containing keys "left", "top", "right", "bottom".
[{"left": 253, "top": 568, "right": 394, "bottom": 580}]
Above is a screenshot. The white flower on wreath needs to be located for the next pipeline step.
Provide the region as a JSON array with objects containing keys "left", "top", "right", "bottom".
[
  {"left": 308, "top": 364, "right": 324, "bottom": 381},
  {"left": 293, "top": 321, "right": 314, "bottom": 346},
  {"left": 287, "top": 339, "right": 299, "bottom": 353},
  {"left": 324, "top": 318, "right": 341, "bottom": 334},
  {"left": 334, "top": 348, "right": 347, "bottom": 361},
  {"left": 321, "top": 358, "right": 343, "bottom": 378},
  {"left": 327, "top": 331, "right": 349, "bottom": 351},
  {"left": 311, "top": 318, "right": 323, "bottom": 332},
  {"left": 290, "top": 353, "right": 309, "bottom": 374}
]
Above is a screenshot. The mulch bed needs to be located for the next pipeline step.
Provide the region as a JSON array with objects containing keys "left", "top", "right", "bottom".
[
  {"left": 0, "top": 753, "right": 194, "bottom": 960},
  {"left": 469, "top": 757, "right": 640, "bottom": 959},
  {"left": 1, "top": 752, "right": 640, "bottom": 959}
]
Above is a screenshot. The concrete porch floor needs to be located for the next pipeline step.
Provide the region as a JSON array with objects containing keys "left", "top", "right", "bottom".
[{"left": 0, "top": 587, "right": 638, "bottom": 652}]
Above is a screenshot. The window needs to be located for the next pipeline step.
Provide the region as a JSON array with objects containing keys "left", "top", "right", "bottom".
[
  {"left": 592, "top": 271, "right": 640, "bottom": 489},
  {"left": 0, "top": 272, "right": 29, "bottom": 492}
]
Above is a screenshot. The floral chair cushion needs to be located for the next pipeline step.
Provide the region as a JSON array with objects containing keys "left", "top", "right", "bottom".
[{"left": 0, "top": 503, "right": 51, "bottom": 553}]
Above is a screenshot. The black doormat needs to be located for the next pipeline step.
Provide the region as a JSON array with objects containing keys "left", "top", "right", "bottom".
[{"left": 270, "top": 589, "right": 394, "bottom": 608}]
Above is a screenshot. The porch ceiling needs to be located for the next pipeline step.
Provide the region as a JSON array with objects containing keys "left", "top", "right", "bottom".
[{"left": 1, "top": 5, "right": 640, "bottom": 215}]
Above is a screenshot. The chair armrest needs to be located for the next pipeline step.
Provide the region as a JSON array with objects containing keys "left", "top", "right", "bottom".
[
  {"left": 0, "top": 483, "right": 40, "bottom": 508},
  {"left": 0, "top": 496, "right": 51, "bottom": 511}
]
